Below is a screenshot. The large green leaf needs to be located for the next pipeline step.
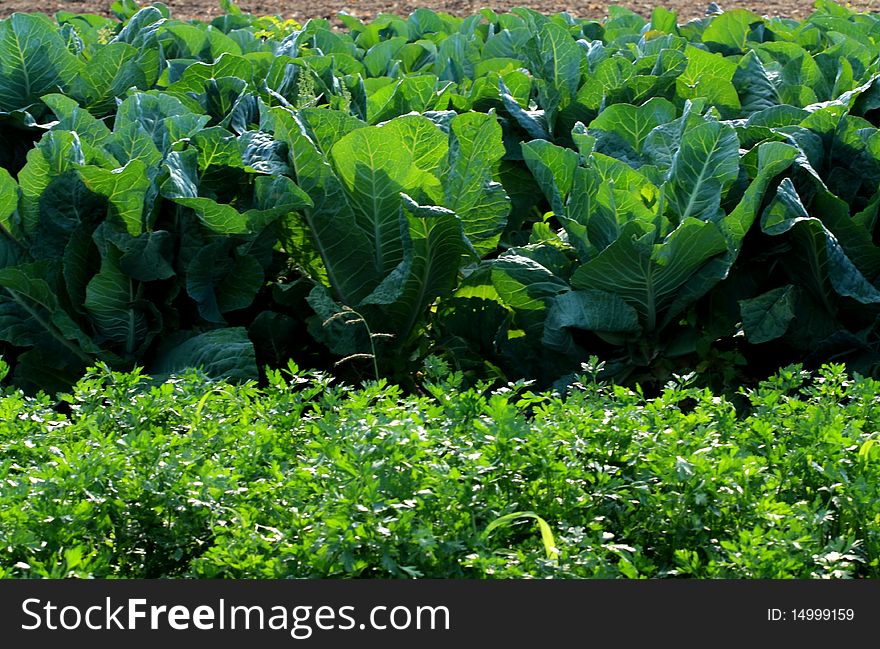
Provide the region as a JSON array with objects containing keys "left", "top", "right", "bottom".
[
  {"left": 190, "top": 127, "right": 242, "bottom": 170},
  {"left": 304, "top": 285, "right": 371, "bottom": 358},
  {"left": 521, "top": 138, "right": 579, "bottom": 216},
  {"left": 17, "top": 130, "right": 87, "bottom": 236},
  {"left": 676, "top": 46, "right": 740, "bottom": 118},
  {"left": 443, "top": 112, "right": 510, "bottom": 254},
  {"left": 84, "top": 249, "right": 153, "bottom": 356},
  {"left": 272, "top": 108, "right": 378, "bottom": 305},
  {"left": 701, "top": 9, "right": 761, "bottom": 55},
  {"left": 298, "top": 107, "right": 366, "bottom": 154},
  {"left": 166, "top": 54, "right": 254, "bottom": 95},
  {"left": 78, "top": 161, "right": 152, "bottom": 236},
  {"left": 70, "top": 42, "right": 159, "bottom": 114},
  {"left": 721, "top": 141, "right": 799, "bottom": 247},
  {"left": 739, "top": 285, "right": 798, "bottom": 344},
  {"left": 42, "top": 93, "right": 112, "bottom": 146},
  {"left": 761, "top": 178, "right": 880, "bottom": 305},
  {"left": 571, "top": 219, "right": 728, "bottom": 331},
  {"left": 152, "top": 328, "right": 258, "bottom": 381},
  {"left": 186, "top": 243, "right": 264, "bottom": 323},
  {"left": 366, "top": 74, "right": 439, "bottom": 124},
  {"left": 364, "top": 36, "right": 408, "bottom": 77},
  {"left": 527, "top": 22, "right": 583, "bottom": 131},
  {"left": 658, "top": 141, "right": 801, "bottom": 329},
  {"left": 543, "top": 289, "right": 640, "bottom": 354},
  {"left": 569, "top": 166, "right": 618, "bottom": 256},
  {"left": 114, "top": 91, "right": 209, "bottom": 154},
  {"left": 105, "top": 120, "right": 164, "bottom": 167},
  {"left": 457, "top": 253, "right": 568, "bottom": 338},
  {"left": 665, "top": 120, "right": 740, "bottom": 223},
  {"left": 499, "top": 77, "right": 550, "bottom": 141},
  {"left": 111, "top": 6, "right": 166, "bottom": 48},
  {"left": 522, "top": 137, "right": 652, "bottom": 259},
  {"left": 0, "top": 167, "right": 20, "bottom": 246},
  {"left": 642, "top": 100, "right": 703, "bottom": 172},
  {"left": 165, "top": 150, "right": 311, "bottom": 235},
  {"left": 330, "top": 115, "right": 446, "bottom": 286},
  {"left": 106, "top": 229, "right": 176, "bottom": 282},
  {"left": 382, "top": 195, "right": 470, "bottom": 340},
  {"left": 733, "top": 50, "right": 782, "bottom": 115},
  {"left": 589, "top": 98, "right": 677, "bottom": 157},
  {"left": 379, "top": 114, "right": 448, "bottom": 202},
  {"left": 0, "top": 263, "right": 100, "bottom": 363},
  {"left": 0, "top": 14, "right": 84, "bottom": 113}
]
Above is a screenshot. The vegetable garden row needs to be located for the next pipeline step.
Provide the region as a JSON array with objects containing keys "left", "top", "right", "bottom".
[
  {"left": 3, "top": 0, "right": 880, "bottom": 392},
  {"left": 2, "top": 360, "right": 878, "bottom": 578},
  {"left": 2, "top": 1, "right": 880, "bottom": 578}
]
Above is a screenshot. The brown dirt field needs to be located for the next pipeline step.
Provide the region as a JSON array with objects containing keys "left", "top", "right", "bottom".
[{"left": 0, "top": 0, "right": 878, "bottom": 24}]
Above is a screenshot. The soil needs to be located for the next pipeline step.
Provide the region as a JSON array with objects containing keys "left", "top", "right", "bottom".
[{"left": 0, "top": 0, "right": 877, "bottom": 24}]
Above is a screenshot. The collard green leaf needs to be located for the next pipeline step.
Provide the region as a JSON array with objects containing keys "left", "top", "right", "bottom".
[
  {"left": 733, "top": 50, "right": 782, "bottom": 115},
  {"left": 379, "top": 114, "right": 448, "bottom": 203},
  {"left": 42, "top": 93, "right": 112, "bottom": 146},
  {"left": 440, "top": 113, "right": 509, "bottom": 254},
  {"left": 569, "top": 166, "right": 616, "bottom": 256},
  {"left": 186, "top": 243, "right": 264, "bottom": 323},
  {"left": 152, "top": 327, "right": 258, "bottom": 381},
  {"left": 366, "top": 74, "right": 439, "bottom": 124},
  {"left": 722, "top": 141, "right": 799, "bottom": 246},
  {"left": 105, "top": 121, "right": 164, "bottom": 167},
  {"left": 761, "top": 178, "right": 880, "bottom": 305},
  {"left": 458, "top": 254, "right": 568, "bottom": 338},
  {"left": 78, "top": 161, "right": 152, "bottom": 236},
  {"left": 17, "top": 130, "right": 86, "bottom": 235},
  {"left": 676, "top": 46, "right": 740, "bottom": 118},
  {"left": 0, "top": 168, "right": 20, "bottom": 246},
  {"left": 305, "top": 284, "right": 370, "bottom": 357},
  {"left": 0, "top": 262, "right": 99, "bottom": 363},
  {"left": 521, "top": 138, "right": 579, "bottom": 216},
  {"left": 528, "top": 22, "right": 583, "bottom": 131},
  {"left": 571, "top": 219, "right": 728, "bottom": 331},
  {"left": 117, "top": 230, "right": 176, "bottom": 282},
  {"left": 0, "top": 14, "right": 84, "bottom": 113},
  {"left": 330, "top": 115, "right": 446, "bottom": 286},
  {"left": 739, "top": 285, "right": 797, "bottom": 344},
  {"left": 701, "top": 9, "right": 761, "bottom": 55},
  {"left": 650, "top": 7, "right": 678, "bottom": 34},
  {"left": 589, "top": 98, "right": 677, "bottom": 156},
  {"left": 298, "top": 107, "right": 367, "bottom": 154},
  {"left": 364, "top": 36, "right": 407, "bottom": 77},
  {"left": 272, "top": 108, "right": 378, "bottom": 305},
  {"left": 70, "top": 42, "right": 159, "bottom": 114},
  {"left": 111, "top": 6, "right": 166, "bottom": 47},
  {"left": 29, "top": 170, "right": 104, "bottom": 261},
  {"left": 543, "top": 289, "right": 640, "bottom": 354},
  {"left": 665, "top": 120, "right": 740, "bottom": 223},
  {"left": 382, "top": 195, "right": 470, "bottom": 340},
  {"left": 499, "top": 77, "right": 550, "bottom": 140},
  {"left": 61, "top": 224, "right": 94, "bottom": 315},
  {"left": 166, "top": 54, "right": 254, "bottom": 94},
  {"left": 642, "top": 100, "right": 703, "bottom": 171},
  {"left": 173, "top": 197, "right": 245, "bottom": 235},
  {"left": 201, "top": 76, "right": 248, "bottom": 126},
  {"left": 167, "top": 150, "right": 311, "bottom": 235},
  {"left": 84, "top": 248, "right": 152, "bottom": 356},
  {"left": 114, "top": 91, "right": 209, "bottom": 154},
  {"left": 190, "top": 126, "right": 241, "bottom": 170},
  {"left": 161, "top": 22, "right": 242, "bottom": 60}
]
